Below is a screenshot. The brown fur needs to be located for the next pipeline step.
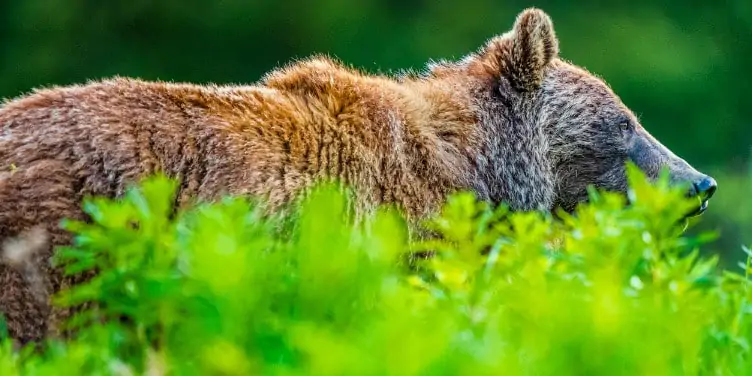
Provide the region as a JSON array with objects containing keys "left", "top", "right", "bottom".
[{"left": 0, "top": 8, "right": 715, "bottom": 344}]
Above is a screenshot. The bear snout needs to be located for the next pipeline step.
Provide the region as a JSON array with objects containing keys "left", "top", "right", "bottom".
[
  {"left": 682, "top": 175, "right": 717, "bottom": 217},
  {"left": 691, "top": 176, "right": 717, "bottom": 201}
]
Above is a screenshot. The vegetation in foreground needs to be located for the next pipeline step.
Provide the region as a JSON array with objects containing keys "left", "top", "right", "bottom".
[{"left": 0, "top": 165, "right": 750, "bottom": 375}]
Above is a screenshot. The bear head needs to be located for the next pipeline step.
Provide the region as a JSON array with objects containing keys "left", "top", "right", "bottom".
[{"left": 443, "top": 8, "right": 717, "bottom": 217}]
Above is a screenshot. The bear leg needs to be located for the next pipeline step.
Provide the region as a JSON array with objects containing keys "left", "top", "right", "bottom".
[{"left": 0, "top": 159, "right": 83, "bottom": 346}]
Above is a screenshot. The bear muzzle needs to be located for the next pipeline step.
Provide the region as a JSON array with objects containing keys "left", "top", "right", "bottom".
[{"left": 684, "top": 175, "right": 718, "bottom": 217}]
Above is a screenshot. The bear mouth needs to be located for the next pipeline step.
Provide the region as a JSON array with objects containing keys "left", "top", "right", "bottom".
[{"left": 684, "top": 198, "right": 710, "bottom": 219}]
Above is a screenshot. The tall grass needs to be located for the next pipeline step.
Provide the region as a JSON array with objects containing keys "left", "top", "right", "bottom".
[{"left": 1, "top": 164, "right": 750, "bottom": 375}]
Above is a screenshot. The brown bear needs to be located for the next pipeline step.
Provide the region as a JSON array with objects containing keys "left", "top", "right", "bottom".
[{"left": 0, "top": 8, "right": 716, "bottom": 345}]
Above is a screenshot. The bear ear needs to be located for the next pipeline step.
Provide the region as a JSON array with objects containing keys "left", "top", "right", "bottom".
[{"left": 497, "top": 8, "right": 559, "bottom": 92}]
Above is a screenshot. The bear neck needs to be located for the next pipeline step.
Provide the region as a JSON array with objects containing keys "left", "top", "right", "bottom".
[
  {"left": 260, "top": 56, "right": 555, "bottom": 216},
  {"left": 403, "top": 70, "right": 556, "bottom": 213}
]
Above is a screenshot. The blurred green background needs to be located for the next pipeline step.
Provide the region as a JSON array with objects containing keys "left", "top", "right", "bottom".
[{"left": 0, "top": 0, "right": 749, "bottom": 268}]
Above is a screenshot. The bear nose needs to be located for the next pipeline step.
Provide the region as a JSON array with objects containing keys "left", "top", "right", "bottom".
[{"left": 692, "top": 176, "right": 717, "bottom": 200}]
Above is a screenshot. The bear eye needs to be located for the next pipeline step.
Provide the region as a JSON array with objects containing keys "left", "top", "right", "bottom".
[{"left": 618, "top": 122, "right": 631, "bottom": 132}]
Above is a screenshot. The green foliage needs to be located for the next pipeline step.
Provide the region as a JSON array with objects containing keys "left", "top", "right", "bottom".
[{"left": 1, "top": 165, "right": 750, "bottom": 375}]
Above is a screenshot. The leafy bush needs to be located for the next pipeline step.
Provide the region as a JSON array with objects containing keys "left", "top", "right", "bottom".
[{"left": 0, "top": 165, "right": 750, "bottom": 375}]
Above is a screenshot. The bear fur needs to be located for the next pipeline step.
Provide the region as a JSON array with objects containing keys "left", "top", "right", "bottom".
[{"left": 0, "top": 8, "right": 715, "bottom": 344}]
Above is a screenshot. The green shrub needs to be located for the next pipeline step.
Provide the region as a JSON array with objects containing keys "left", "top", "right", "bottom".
[{"left": 0, "top": 164, "right": 750, "bottom": 375}]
